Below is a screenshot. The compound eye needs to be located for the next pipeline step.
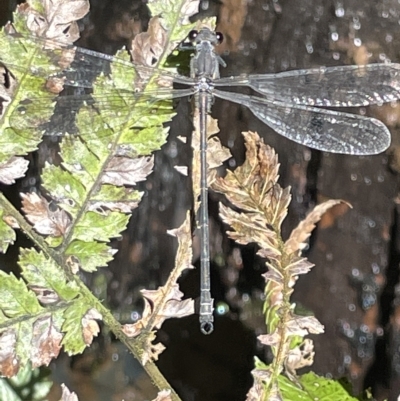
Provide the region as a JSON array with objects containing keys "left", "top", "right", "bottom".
[
  {"left": 215, "top": 32, "right": 224, "bottom": 44},
  {"left": 188, "top": 30, "right": 198, "bottom": 42}
]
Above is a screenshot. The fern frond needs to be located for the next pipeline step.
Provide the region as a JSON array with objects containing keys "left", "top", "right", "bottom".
[{"left": 0, "top": 0, "right": 199, "bottom": 385}]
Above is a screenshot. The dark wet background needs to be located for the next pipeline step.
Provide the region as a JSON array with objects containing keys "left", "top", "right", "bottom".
[{"left": 1, "top": 0, "right": 400, "bottom": 400}]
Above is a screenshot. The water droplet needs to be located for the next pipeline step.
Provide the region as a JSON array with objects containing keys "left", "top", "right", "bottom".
[
  {"left": 353, "top": 38, "right": 362, "bottom": 47},
  {"left": 364, "top": 176, "right": 371, "bottom": 185},
  {"left": 352, "top": 17, "right": 361, "bottom": 30},
  {"left": 348, "top": 304, "right": 356, "bottom": 312},
  {"left": 331, "top": 32, "right": 339, "bottom": 41},
  {"left": 336, "top": 7, "right": 345, "bottom": 17},
  {"left": 371, "top": 263, "right": 380, "bottom": 274},
  {"left": 332, "top": 52, "right": 340, "bottom": 60},
  {"left": 281, "top": 59, "right": 289, "bottom": 70},
  {"left": 112, "top": 353, "right": 119, "bottom": 362},
  {"left": 303, "top": 149, "right": 311, "bottom": 161},
  {"left": 167, "top": 141, "right": 178, "bottom": 158},
  {"left": 274, "top": 3, "right": 282, "bottom": 13},
  {"left": 216, "top": 302, "right": 229, "bottom": 315},
  {"left": 200, "top": 0, "right": 210, "bottom": 11},
  {"left": 130, "top": 311, "right": 140, "bottom": 321},
  {"left": 385, "top": 34, "right": 393, "bottom": 43},
  {"left": 350, "top": 173, "right": 357, "bottom": 181}
]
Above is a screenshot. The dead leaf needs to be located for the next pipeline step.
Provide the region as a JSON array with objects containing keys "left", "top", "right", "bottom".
[
  {"left": 191, "top": 112, "right": 220, "bottom": 150},
  {"left": 143, "top": 286, "right": 194, "bottom": 323},
  {"left": 0, "top": 157, "right": 29, "bottom": 185},
  {"left": 140, "top": 332, "right": 166, "bottom": 365},
  {"left": 3, "top": 215, "right": 19, "bottom": 229},
  {"left": 191, "top": 114, "right": 222, "bottom": 214},
  {"left": 219, "top": 203, "right": 281, "bottom": 261},
  {"left": 179, "top": 0, "right": 201, "bottom": 25},
  {"left": 59, "top": 384, "right": 79, "bottom": 401},
  {"left": 121, "top": 323, "right": 141, "bottom": 338},
  {"left": 207, "top": 136, "right": 231, "bottom": 169},
  {"left": 31, "top": 315, "right": 62, "bottom": 367},
  {"left": 258, "top": 330, "right": 281, "bottom": 348},
  {"left": 286, "top": 315, "right": 324, "bottom": 337},
  {"left": 174, "top": 165, "right": 188, "bottom": 176},
  {"left": 319, "top": 201, "right": 351, "bottom": 229},
  {"left": 123, "top": 216, "right": 194, "bottom": 342},
  {"left": 46, "top": 76, "right": 66, "bottom": 94},
  {"left": 166, "top": 213, "right": 194, "bottom": 276},
  {"left": 152, "top": 390, "right": 172, "bottom": 401},
  {"left": 212, "top": 132, "right": 288, "bottom": 226},
  {"left": 81, "top": 308, "right": 102, "bottom": 345},
  {"left": 130, "top": 17, "right": 167, "bottom": 68},
  {"left": 0, "top": 329, "right": 19, "bottom": 377},
  {"left": 268, "top": 185, "right": 292, "bottom": 228},
  {"left": 285, "top": 199, "right": 346, "bottom": 254},
  {"left": 21, "top": 192, "right": 71, "bottom": 236},
  {"left": 246, "top": 368, "right": 283, "bottom": 401},
  {"left": 24, "top": 0, "right": 90, "bottom": 44},
  {"left": 262, "top": 268, "right": 284, "bottom": 286},
  {"left": 286, "top": 257, "right": 314, "bottom": 277},
  {"left": 88, "top": 200, "right": 140, "bottom": 213},
  {"left": 66, "top": 255, "right": 81, "bottom": 274},
  {"left": 284, "top": 338, "right": 315, "bottom": 380},
  {"left": 101, "top": 156, "right": 154, "bottom": 186},
  {"left": 122, "top": 284, "right": 194, "bottom": 337},
  {"left": 29, "top": 285, "right": 60, "bottom": 305}
]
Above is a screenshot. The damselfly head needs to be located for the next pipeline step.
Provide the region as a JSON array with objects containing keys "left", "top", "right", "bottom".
[{"left": 188, "top": 28, "right": 224, "bottom": 46}]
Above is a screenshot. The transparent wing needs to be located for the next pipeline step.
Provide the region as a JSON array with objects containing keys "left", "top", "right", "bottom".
[
  {"left": 9, "top": 87, "right": 193, "bottom": 140},
  {"left": 215, "top": 63, "right": 400, "bottom": 107},
  {"left": 214, "top": 89, "right": 390, "bottom": 155},
  {"left": 1, "top": 32, "right": 190, "bottom": 89}
]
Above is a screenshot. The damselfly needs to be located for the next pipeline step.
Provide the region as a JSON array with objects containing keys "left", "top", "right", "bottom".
[{"left": 2, "top": 26, "right": 400, "bottom": 334}]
